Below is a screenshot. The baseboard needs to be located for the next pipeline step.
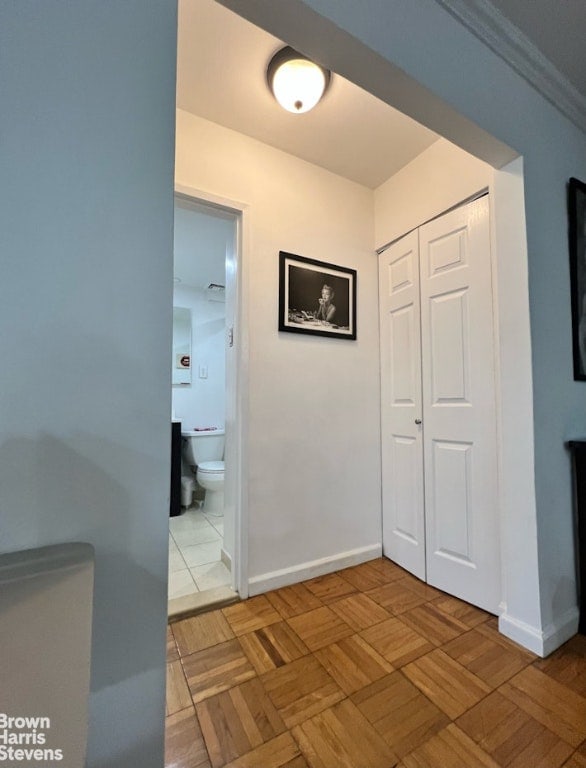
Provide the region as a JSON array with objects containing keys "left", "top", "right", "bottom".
[
  {"left": 499, "top": 606, "right": 579, "bottom": 657},
  {"left": 541, "top": 607, "right": 580, "bottom": 656},
  {"left": 247, "top": 544, "right": 382, "bottom": 597},
  {"left": 220, "top": 547, "right": 232, "bottom": 572}
]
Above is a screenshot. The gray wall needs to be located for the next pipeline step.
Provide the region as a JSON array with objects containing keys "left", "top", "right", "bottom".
[{"left": 0, "top": 3, "right": 177, "bottom": 766}]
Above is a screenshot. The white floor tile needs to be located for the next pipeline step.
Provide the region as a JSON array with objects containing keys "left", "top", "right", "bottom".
[
  {"left": 180, "top": 540, "right": 222, "bottom": 568},
  {"left": 168, "top": 569, "right": 198, "bottom": 599},
  {"left": 168, "top": 549, "right": 187, "bottom": 574},
  {"left": 190, "top": 561, "right": 231, "bottom": 591},
  {"left": 169, "top": 508, "right": 210, "bottom": 533},
  {"left": 169, "top": 534, "right": 179, "bottom": 554},
  {"left": 172, "top": 521, "right": 221, "bottom": 548},
  {"left": 209, "top": 521, "right": 224, "bottom": 536}
]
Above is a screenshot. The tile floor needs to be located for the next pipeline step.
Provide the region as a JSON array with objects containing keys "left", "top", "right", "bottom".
[
  {"left": 165, "top": 558, "right": 586, "bottom": 768},
  {"left": 169, "top": 505, "right": 231, "bottom": 599}
]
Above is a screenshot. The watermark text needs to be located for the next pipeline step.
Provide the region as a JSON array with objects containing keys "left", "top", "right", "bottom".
[{"left": 0, "top": 714, "right": 63, "bottom": 762}]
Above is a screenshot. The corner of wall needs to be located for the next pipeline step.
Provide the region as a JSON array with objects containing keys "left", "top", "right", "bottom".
[
  {"left": 499, "top": 606, "right": 579, "bottom": 657},
  {"left": 373, "top": 138, "right": 492, "bottom": 249}
]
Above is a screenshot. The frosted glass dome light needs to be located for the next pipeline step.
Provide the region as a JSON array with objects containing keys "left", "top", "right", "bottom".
[{"left": 267, "top": 47, "right": 330, "bottom": 114}]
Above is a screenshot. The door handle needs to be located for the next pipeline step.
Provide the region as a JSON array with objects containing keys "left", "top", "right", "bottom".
[{"left": 415, "top": 419, "right": 422, "bottom": 425}]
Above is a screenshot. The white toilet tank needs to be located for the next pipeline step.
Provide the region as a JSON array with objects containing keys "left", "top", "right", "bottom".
[{"left": 182, "top": 428, "right": 225, "bottom": 466}]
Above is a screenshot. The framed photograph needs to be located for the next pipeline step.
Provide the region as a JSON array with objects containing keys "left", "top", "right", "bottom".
[
  {"left": 279, "top": 251, "right": 357, "bottom": 340},
  {"left": 569, "top": 177, "right": 586, "bottom": 380}
]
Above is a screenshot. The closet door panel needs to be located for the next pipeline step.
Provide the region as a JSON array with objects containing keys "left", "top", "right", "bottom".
[
  {"left": 419, "top": 196, "right": 500, "bottom": 613},
  {"left": 379, "top": 230, "right": 425, "bottom": 580},
  {"left": 429, "top": 288, "right": 470, "bottom": 404},
  {"left": 431, "top": 439, "right": 473, "bottom": 562}
]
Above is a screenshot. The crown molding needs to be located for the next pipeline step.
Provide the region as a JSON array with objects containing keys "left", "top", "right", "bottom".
[{"left": 435, "top": 0, "right": 586, "bottom": 133}]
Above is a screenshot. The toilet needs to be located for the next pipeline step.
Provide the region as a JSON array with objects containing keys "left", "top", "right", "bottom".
[{"left": 181, "top": 428, "right": 225, "bottom": 516}]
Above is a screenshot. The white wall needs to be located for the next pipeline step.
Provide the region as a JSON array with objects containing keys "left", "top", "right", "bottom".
[
  {"left": 176, "top": 110, "right": 381, "bottom": 586},
  {"left": 0, "top": 3, "right": 176, "bottom": 766},
  {"left": 375, "top": 139, "right": 488, "bottom": 247},
  {"left": 172, "top": 285, "right": 226, "bottom": 430}
]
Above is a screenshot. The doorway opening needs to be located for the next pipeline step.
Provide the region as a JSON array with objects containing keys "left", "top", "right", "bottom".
[
  {"left": 172, "top": 0, "right": 537, "bottom": 650},
  {"left": 168, "top": 192, "right": 246, "bottom": 617}
]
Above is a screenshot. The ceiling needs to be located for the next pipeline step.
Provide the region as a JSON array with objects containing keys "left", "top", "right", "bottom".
[
  {"left": 177, "top": 0, "right": 585, "bottom": 193},
  {"left": 176, "top": 0, "right": 439, "bottom": 190}
]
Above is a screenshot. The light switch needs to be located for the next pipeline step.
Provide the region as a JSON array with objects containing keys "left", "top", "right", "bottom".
[{"left": 198, "top": 365, "right": 208, "bottom": 379}]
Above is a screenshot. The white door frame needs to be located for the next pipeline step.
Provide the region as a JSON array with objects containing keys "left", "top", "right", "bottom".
[{"left": 174, "top": 183, "right": 250, "bottom": 598}]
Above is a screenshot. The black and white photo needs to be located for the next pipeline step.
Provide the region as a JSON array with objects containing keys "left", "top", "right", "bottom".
[
  {"left": 569, "top": 177, "right": 586, "bottom": 380},
  {"left": 278, "top": 251, "right": 357, "bottom": 340}
]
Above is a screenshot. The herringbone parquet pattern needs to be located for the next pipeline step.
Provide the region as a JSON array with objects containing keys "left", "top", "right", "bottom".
[{"left": 165, "top": 558, "right": 586, "bottom": 768}]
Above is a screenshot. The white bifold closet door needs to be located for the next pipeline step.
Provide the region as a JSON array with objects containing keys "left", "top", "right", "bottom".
[{"left": 379, "top": 195, "right": 500, "bottom": 614}]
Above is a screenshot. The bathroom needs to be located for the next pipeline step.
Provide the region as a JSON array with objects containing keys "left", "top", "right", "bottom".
[{"left": 168, "top": 195, "right": 238, "bottom": 609}]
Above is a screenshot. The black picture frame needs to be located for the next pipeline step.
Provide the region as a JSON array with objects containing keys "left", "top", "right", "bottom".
[
  {"left": 569, "top": 177, "right": 586, "bottom": 381},
  {"left": 278, "top": 251, "right": 357, "bottom": 340}
]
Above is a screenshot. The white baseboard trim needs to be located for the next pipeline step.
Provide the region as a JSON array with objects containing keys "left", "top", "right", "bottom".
[
  {"left": 220, "top": 547, "right": 232, "bottom": 572},
  {"left": 247, "top": 544, "right": 382, "bottom": 597},
  {"left": 499, "top": 606, "right": 579, "bottom": 657},
  {"left": 541, "top": 607, "right": 580, "bottom": 656},
  {"left": 499, "top": 613, "right": 546, "bottom": 655}
]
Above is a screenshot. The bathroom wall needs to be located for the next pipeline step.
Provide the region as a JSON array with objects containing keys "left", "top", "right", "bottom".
[
  {"left": 172, "top": 284, "right": 226, "bottom": 431},
  {"left": 176, "top": 109, "right": 380, "bottom": 587}
]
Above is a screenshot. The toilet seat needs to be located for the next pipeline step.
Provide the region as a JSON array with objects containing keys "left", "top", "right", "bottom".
[{"left": 198, "top": 460, "right": 224, "bottom": 474}]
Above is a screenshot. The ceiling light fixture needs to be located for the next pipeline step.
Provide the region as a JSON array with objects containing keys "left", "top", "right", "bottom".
[{"left": 267, "top": 46, "right": 331, "bottom": 114}]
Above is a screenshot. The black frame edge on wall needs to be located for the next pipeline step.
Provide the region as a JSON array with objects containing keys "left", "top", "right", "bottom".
[
  {"left": 569, "top": 177, "right": 586, "bottom": 381},
  {"left": 278, "top": 251, "right": 357, "bottom": 340}
]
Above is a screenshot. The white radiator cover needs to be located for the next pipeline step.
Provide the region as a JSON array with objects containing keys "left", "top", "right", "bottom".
[{"left": 0, "top": 543, "right": 94, "bottom": 767}]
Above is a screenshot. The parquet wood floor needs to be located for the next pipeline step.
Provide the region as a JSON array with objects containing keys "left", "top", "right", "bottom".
[{"left": 165, "top": 558, "right": 586, "bottom": 768}]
